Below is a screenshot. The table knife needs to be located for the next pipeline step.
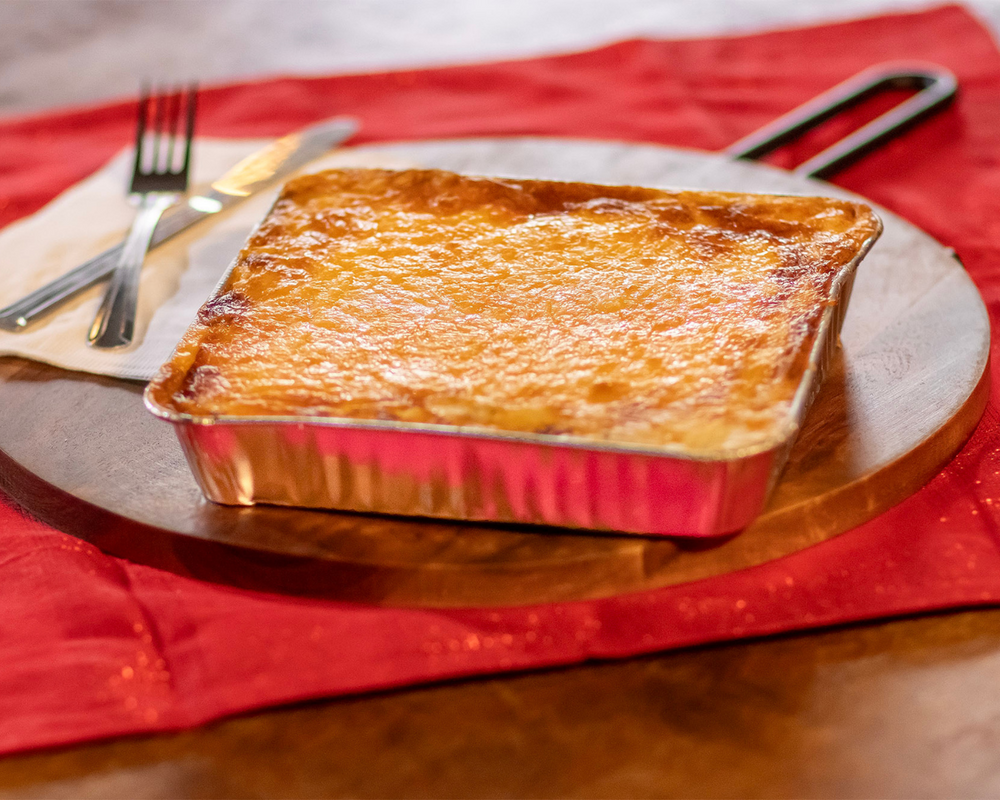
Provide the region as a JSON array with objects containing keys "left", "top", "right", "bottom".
[{"left": 0, "top": 116, "right": 358, "bottom": 332}]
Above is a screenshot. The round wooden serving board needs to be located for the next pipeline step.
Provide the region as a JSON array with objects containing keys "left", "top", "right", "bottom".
[{"left": 0, "top": 139, "right": 990, "bottom": 607}]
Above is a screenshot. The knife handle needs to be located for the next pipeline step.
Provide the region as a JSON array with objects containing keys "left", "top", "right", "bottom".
[
  {"left": 0, "top": 200, "right": 216, "bottom": 332},
  {"left": 0, "top": 247, "right": 120, "bottom": 332}
]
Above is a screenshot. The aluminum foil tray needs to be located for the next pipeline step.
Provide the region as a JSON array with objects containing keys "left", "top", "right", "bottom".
[{"left": 144, "top": 203, "right": 881, "bottom": 539}]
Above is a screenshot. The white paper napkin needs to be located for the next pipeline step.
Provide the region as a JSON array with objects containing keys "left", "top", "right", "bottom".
[{"left": 0, "top": 139, "right": 407, "bottom": 381}]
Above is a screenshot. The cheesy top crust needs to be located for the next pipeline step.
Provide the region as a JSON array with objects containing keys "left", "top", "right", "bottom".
[{"left": 147, "top": 168, "right": 880, "bottom": 453}]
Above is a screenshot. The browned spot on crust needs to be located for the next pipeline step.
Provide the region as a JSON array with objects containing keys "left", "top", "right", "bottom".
[{"left": 197, "top": 290, "right": 251, "bottom": 325}]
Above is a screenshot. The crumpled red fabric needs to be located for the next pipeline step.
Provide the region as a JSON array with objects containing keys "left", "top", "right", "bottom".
[{"left": 2, "top": 3, "right": 1000, "bottom": 754}]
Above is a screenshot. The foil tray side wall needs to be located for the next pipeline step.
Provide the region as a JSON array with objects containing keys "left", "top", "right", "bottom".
[{"left": 173, "top": 421, "right": 778, "bottom": 537}]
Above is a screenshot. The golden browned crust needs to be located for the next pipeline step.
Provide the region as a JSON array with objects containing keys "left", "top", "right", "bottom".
[{"left": 147, "top": 168, "right": 880, "bottom": 452}]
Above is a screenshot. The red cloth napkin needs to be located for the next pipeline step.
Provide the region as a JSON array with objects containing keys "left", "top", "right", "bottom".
[{"left": 3, "top": 4, "right": 1000, "bottom": 754}]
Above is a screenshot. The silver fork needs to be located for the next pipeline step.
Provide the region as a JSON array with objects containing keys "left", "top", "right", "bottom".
[{"left": 88, "top": 84, "right": 197, "bottom": 349}]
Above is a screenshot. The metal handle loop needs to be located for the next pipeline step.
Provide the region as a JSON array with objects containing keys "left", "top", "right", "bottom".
[{"left": 725, "top": 62, "right": 958, "bottom": 179}]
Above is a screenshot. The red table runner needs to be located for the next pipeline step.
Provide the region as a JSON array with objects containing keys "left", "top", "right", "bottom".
[{"left": 3, "top": 4, "right": 1000, "bottom": 754}]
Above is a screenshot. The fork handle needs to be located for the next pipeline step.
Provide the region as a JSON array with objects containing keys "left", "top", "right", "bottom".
[{"left": 88, "top": 193, "right": 177, "bottom": 349}]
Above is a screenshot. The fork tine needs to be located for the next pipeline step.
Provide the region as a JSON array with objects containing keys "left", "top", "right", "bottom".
[
  {"left": 164, "top": 86, "right": 181, "bottom": 172},
  {"left": 181, "top": 83, "right": 197, "bottom": 175},
  {"left": 130, "top": 85, "right": 150, "bottom": 191},
  {"left": 151, "top": 85, "right": 168, "bottom": 174}
]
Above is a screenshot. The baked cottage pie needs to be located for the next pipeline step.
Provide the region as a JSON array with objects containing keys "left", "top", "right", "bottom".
[{"left": 148, "top": 168, "right": 881, "bottom": 457}]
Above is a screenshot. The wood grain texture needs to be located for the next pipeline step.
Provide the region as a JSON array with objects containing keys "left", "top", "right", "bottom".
[
  {"left": 3, "top": 608, "right": 1000, "bottom": 798},
  {"left": 0, "top": 141, "right": 990, "bottom": 607}
]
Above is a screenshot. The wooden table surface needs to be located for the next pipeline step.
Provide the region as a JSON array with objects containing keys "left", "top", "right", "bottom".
[
  {"left": 4, "top": 1, "right": 1000, "bottom": 797},
  {"left": 1, "top": 607, "right": 999, "bottom": 798}
]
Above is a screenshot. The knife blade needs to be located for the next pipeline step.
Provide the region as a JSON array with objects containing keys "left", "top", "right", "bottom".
[{"left": 0, "top": 116, "right": 358, "bottom": 332}]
